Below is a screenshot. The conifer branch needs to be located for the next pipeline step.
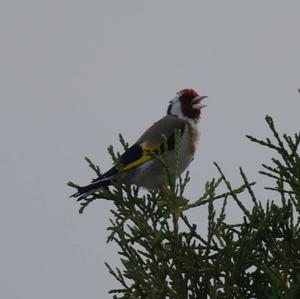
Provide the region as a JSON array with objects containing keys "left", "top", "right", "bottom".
[{"left": 68, "top": 114, "right": 300, "bottom": 298}]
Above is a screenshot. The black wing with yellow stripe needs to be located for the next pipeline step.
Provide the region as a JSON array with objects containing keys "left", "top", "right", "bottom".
[
  {"left": 72, "top": 115, "right": 186, "bottom": 200},
  {"left": 101, "top": 114, "right": 186, "bottom": 176}
]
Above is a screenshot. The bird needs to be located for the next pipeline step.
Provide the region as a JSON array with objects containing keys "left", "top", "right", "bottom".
[{"left": 71, "top": 89, "right": 207, "bottom": 201}]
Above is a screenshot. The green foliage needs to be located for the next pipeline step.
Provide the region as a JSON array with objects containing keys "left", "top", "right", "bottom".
[{"left": 69, "top": 116, "right": 300, "bottom": 298}]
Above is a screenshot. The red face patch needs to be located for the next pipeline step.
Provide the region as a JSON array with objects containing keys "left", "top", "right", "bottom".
[
  {"left": 179, "top": 89, "right": 199, "bottom": 99},
  {"left": 178, "top": 89, "right": 199, "bottom": 105},
  {"left": 181, "top": 102, "right": 200, "bottom": 119},
  {"left": 179, "top": 89, "right": 201, "bottom": 120}
]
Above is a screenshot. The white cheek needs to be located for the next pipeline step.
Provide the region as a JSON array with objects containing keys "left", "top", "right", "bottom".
[{"left": 172, "top": 102, "right": 184, "bottom": 117}]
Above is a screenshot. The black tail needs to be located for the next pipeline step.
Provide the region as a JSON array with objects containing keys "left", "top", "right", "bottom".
[{"left": 70, "top": 179, "right": 111, "bottom": 201}]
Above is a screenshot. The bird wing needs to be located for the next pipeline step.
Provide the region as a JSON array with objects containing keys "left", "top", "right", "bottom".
[
  {"left": 99, "top": 115, "right": 186, "bottom": 178},
  {"left": 123, "top": 115, "right": 186, "bottom": 171}
]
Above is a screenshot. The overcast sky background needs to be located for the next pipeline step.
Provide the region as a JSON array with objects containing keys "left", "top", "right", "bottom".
[{"left": 1, "top": 1, "right": 300, "bottom": 298}]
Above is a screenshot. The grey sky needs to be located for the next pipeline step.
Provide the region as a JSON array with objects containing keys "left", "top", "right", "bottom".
[{"left": 1, "top": 1, "right": 299, "bottom": 298}]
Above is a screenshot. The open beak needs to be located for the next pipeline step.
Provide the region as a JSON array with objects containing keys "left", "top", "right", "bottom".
[{"left": 192, "top": 96, "right": 207, "bottom": 109}]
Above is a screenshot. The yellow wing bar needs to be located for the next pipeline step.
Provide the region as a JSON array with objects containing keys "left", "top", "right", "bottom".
[{"left": 123, "top": 142, "right": 160, "bottom": 172}]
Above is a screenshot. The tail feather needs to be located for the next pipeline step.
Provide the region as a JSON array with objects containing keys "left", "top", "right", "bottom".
[{"left": 70, "top": 179, "right": 112, "bottom": 201}]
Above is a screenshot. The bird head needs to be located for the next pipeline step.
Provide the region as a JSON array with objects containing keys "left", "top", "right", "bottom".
[{"left": 167, "top": 89, "right": 207, "bottom": 122}]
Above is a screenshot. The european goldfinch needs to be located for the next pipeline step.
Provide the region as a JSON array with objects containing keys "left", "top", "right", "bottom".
[{"left": 72, "top": 89, "right": 207, "bottom": 201}]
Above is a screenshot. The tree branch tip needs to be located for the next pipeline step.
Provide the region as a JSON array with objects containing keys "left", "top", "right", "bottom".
[
  {"left": 67, "top": 181, "right": 78, "bottom": 188},
  {"left": 79, "top": 204, "right": 87, "bottom": 214},
  {"left": 265, "top": 115, "right": 273, "bottom": 122},
  {"left": 213, "top": 161, "right": 221, "bottom": 169}
]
